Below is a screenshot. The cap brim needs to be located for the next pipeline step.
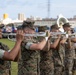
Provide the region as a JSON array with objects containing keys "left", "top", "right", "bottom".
[
  {"left": 63, "top": 24, "right": 71, "bottom": 27},
  {"left": 30, "top": 27, "right": 35, "bottom": 30},
  {"left": 66, "top": 25, "right": 71, "bottom": 27},
  {"left": 22, "top": 26, "right": 35, "bottom": 30},
  {"left": 56, "top": 27, "right": 60, "bottom": 29}
]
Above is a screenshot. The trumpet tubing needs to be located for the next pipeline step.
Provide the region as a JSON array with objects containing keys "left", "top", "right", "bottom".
[{"left": 2, "top": 32, "right": 76, "bottom": 38}]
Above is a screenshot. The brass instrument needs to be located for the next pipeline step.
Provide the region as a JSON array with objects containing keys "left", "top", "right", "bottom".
[
  {"left": 2, "top": 32, "right": 46, "bottom": 37},
  {"left": 57, "top": 14, "right": 69, "bottom": 32},
  {"left": 2, "top": 32, "right": 76, "bottom": 42},
  {"left": 2, "top": 32, "right": 67, "bottom": 37}
]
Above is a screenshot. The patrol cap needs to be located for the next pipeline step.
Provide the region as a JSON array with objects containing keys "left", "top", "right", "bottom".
[
  {"left": 63, "top": 23, "right": 71, "bottom": 27},
  {"left": 50, "top": 24, "right": 60, "bottom": 29},
  {"left": 22, "top": 20, "right": 35, "bottom": 30},
  {"left": 17, "top": 25, "right": 23, "bottom": 30},
  {"left": 38, "top": 26, "right": 48, "bottom": 32},
  {"left": 0, "top": 24, "right": 4, "bottom": 29}
]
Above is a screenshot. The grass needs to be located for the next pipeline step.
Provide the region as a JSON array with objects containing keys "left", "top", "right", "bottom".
[{"left": 0, "top": 39, "right": 18, "bottom": 75}]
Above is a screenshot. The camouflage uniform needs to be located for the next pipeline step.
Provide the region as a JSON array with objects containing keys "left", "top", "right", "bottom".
[
  {"left": 40, "top": 49, "right": 54, "bottom": 75},
  {"left": 40, "top": 37, "right": 54, "bottom": 75},
  {"left": 36, "top": 26, "right": 53, "bottom": 75},
  {"left": 51, "top": 38, "right": 65, "bottom": 75},
  {"left": 18, "top": 38, "right": 40, "bottom": 75},
  {"left": 0, "top": 42, "right": 11, "bottom": 75},
  {"left": 64, "top": 41, "right": 75, "bottom": 75}
]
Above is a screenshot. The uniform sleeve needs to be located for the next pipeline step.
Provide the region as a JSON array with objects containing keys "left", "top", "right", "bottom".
[
  {"left": 25, "top": 42, "right": 34, "bottom": 50},
  {"left": 0, "top": 49, "right": 5, "bottom": 59}
]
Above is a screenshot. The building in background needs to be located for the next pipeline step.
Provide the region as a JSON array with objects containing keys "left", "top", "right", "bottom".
[{"left": 18, "top": 13, "right": 25, "bottom": 20}]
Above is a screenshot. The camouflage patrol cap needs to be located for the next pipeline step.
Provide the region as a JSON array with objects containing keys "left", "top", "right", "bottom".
[
  {"left": 0, "top": 24, "right": 4, "bottom": 29},
  {"left": 38, "top": 26, "right": 48, "bottom": 32},
  {"left": 17, "top": 25, "right": 23, "bottom": 30},
  {"left": 63, "top": 23, "right": 71, "bottom": 27},
  {"left": 22, "top": 20, "right": 35, "bottom": 30},
  {"left": 50, "top": 24, "right": 60, "bottom": 29}
]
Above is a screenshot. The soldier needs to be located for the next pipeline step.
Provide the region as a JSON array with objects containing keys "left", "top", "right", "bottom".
[
  {"left": 0, "top": 24, "right": 24, "bottom": 75},
  {"left": 36, "top": 26, "right": 51, "bottom": 75},
  {"left": 63, "top": 23, "right": 76, "bottom": 75},
  {"left": 49, "top": 24, "right": 66, "bottom": 75},
  {"left": 39, "top": 25, "right": 61, "bottom": 75},
  {"left": 18, "top": 21, "right": 51, "bottom": 75}
]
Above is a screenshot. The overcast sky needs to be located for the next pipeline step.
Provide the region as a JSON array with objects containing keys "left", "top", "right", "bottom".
[{"left": 0, "top": 0, "right": 76, "bottom": 19}]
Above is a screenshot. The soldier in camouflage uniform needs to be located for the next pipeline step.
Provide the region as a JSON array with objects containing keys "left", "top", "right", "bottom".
[
  {"left": 49, "top": 24, "right": 66, "bottom": 75},
  {"left": 0, "top": 42, "right": 11, "bottom": 75},
  {"left": 18, "top": 21, "right": 50, "bottom": 75},
  {"left": 63, "top": 23, "right": 76, "bottom": 75},
  {"left": 39, "top": 26, "right": 53, "bottom": 75},
  {"left": 0, "top": 25, "right": 24, "bottom": 75}
]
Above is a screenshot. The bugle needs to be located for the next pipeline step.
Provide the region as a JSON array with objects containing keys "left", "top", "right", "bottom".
[{"left": 2, "top": 32, "right": 76, "bottom": 39}]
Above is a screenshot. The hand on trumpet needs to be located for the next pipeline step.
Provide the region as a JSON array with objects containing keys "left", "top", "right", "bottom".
[
  {"left": 16, "top": 30, "right": 24, "bottom": 43},
  {"left": 45, "top": 30, "right": 51, "bottom": 39}
]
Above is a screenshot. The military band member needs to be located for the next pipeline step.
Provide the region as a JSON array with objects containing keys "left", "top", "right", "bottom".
[
  {"left": 63, "top": 23, "right": 76, "bottom": 75},
  {"left": 0, "top": 25, "right": 24, "bottom": 75},
  {"left": 50, "top": 24, "right": 66, "bottom": 75},
  {"left": 18, "top": 21, "right": 51, "bottom": 75}
]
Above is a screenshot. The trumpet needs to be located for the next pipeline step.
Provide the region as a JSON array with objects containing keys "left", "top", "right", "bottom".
[
  {"left": 50, "top": 32, "right": 66, "bottom": 35},
  {"left": 51, "top": 32, "right": 76, "bottom": 38},
  {"left": 2, "top": 32, "right": 67, "bottom": 37},
  {"left": 2, "top": 32, "right": 46, "bottom": 37},
  {"left": 2, "top": 32, "right": 76, "bottom": 39}
]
